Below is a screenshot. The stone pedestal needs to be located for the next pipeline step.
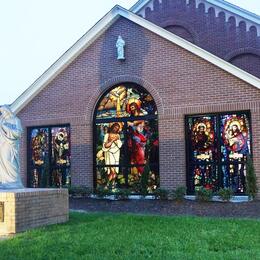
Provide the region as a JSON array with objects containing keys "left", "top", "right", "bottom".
[{"left": 0, "top": 188, "right": 68, "bottom": 235}]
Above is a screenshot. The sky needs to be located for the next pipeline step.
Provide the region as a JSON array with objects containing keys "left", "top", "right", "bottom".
[{"left": 0, "top": 0, "right": 259, "bottom": 105}]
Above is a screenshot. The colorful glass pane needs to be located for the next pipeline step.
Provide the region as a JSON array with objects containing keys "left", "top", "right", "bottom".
[
  {"left": 188, "top": 116, "right": 217, "bottom": 162},
  {"left": 51, "top": 127, "right": 70, "bottom": 166},
  {"left": 94, "top": 84, "right": 159, "bottom": 194},
  {"left": 220, "top": 113, "right": 251, "bottom": 162},
  {"left": 51, "top": 168, "right": 71, "bottom": 188},
  {"left": 96, "top": 122, "right": 125, "bottom": 166},
  {"left": 186, "top": 112, "right": 251, "bottom": 194},
  {"left": 127, "top": 120, "right": 159, "bottom": 169},
  {"left": 96, "top": 166, "right": 125, "bottom": 190},
  {"left": 128, "top": 166, "right": 159, "bottom": 193},
  {"left": 192, "top": 165, "right": 219, "bottom": 192},
  {"left": 96, "top": 85, "right": 157, "bottom": 119},
  {"left": 30, "top": 128, "right": 48, "bottom": 166},
  {"left": 28, "top": 125, "right": 71, "bottom": 188},
  {"left": 222, "top": 164, "right": 246, "bottom": 193}
]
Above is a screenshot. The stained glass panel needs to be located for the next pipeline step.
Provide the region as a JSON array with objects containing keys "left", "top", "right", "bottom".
[
  {"left": 220, "top": 113, "right": 251, "bottom": 162},
  {"left": 51, "top": 127, "right": 70, "bottom": 166},
  {"left": 222, "top": 164, "right": 246, "bottom": 193},
  {"left": 94, "top": 83, "right": 159, "bottom": 194},
  {"left": 96, "top": 122, "right": 125, "bottom": 166},
  {"left": 191, "top": 165, "right": 219, "bottom": 192},
  {"left": 96, "top": 166, "right": 125, "bottom": 190},
  {"left": 127, "top": 119, "right": 159, "bottom": 170},
  {"left": 96, "top": 85, "right": 157, "bottom": 119},
  {"left": 186, "top": 111, "right": 251, "bottom": 194},
  {"left": 188, "top": 116, "right": 217, "bottom": 163},
  {"left": 28, "top": 125, "right": 71, "bottom": 188},
  {"left": 30, "top": 128, "right": 49, "bottom": 166}
]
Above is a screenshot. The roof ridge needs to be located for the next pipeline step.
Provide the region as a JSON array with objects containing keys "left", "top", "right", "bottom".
[{"left": 11, "top": 5, "right": 260, "bottom": 114}]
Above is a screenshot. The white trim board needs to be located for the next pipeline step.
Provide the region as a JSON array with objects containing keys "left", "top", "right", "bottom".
[{"left": 11, "top": 5, "right": 260, "bottom": 114}]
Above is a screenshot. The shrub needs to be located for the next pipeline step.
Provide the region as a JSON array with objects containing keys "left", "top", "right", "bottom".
[
  {"left": 154, "top": 188, "right": 169, "bottom": 200},
  {"left": 95, "top": 186, "right": 110, "bottom": 198},
  {"left": 246, "top": 156, "right": 258, "bottom": 199},
  {"left": 217, "top": 188, "right": 234, "bottom": 202},
  {"left": 173, "top": 186, "right": 187, "bottom": 201},
  {"left": 196, "top": 188, "right": 213, "bottom": 202},
  {"left": 69, "top": 186, "right": 92, "bottom": 197},
  {"left": 114, "top": 188, "right": 130, "bottom": 200}
]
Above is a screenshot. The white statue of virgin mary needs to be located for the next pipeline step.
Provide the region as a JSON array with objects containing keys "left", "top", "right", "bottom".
[{"left": 0, "top": 105, "right": 24, "bottom": 189}]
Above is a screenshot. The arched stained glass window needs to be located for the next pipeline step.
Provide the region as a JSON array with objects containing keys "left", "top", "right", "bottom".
[{"left": 94, "top": 83, "right": 159, "bottom": 193}]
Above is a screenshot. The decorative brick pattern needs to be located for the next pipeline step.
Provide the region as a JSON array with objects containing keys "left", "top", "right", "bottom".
[
  {"left": 0, "top": 189, "right": 68, "bottom": 235},
  {"left": 17, "top": 18, "right": 260, "bottom": 196},
  {"left": 139, "top": 0, "right": 260, "bottom": 78}
]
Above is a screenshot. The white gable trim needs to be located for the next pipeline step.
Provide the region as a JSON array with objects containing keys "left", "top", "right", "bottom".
[
  {"left": 130, "top": 0, "right": 260, "bottom": 25},
  {"left": 11, "top": 5, "right": 260, "bottom": 114}
]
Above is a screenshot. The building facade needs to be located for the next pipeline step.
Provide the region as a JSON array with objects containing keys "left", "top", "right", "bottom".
[{"left": 11, "top": 0, "right": 260, "bottom": 196}]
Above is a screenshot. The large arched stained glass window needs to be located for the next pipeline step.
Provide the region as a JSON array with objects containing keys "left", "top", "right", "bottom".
[{"left": 94, "top": 83, "right": 159, "bottom": 193}]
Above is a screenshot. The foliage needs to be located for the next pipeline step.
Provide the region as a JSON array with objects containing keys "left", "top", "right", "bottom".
[
  {"left": 246, "top": 156, "right": 258, "bottom": 199},
  {"left": 114, "top": 188, "right": 131, "bottom": 200},
  {"left": 1, "top": 213, "right": 260, "bottom": 259},
  {"left": 95, "top": 186, "right": 110, "bottom": 198},
  {"left": 140, "top": 164, "right": 150, "bottom": 196},
  {"left": 154, "top": 188, "right": 169, "bottom": 200},
  {"left": 173, "top": 186, "right": 187, "bottom": 201},
  {"left": 68, "top": 186, "right": 92, "bottom": 197},
  {"left": 195, "top": 188, "right": 213, "bottom": 202},
  {"left": 217, "top": 188, "right": 234, "bottom": 202}
]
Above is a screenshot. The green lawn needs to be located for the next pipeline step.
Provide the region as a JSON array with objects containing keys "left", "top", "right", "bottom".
[{"left": 0, "top": 213, "right": 260, "bottom": 260}]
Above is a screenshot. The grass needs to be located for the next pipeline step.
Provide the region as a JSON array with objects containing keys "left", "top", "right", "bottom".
[{"left": 0, "top": 213, "right": 260, "bottom": 260}]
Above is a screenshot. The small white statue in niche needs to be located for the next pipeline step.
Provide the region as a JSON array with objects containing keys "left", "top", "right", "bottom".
[{"left": 116, "top": 36, "right": 125, "bottom": 60}]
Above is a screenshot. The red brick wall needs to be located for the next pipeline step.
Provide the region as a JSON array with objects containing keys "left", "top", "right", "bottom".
[
  {"left": 17, "top": 18, "right": 260, "bottom": 195},
  {"left": 140, "top": 0, "right": 260, "bottom": 78}
]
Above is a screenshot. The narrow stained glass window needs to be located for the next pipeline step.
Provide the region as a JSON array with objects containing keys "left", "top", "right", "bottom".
[{"left": 28, "top": 125, "right": 71, "bottom": 188}]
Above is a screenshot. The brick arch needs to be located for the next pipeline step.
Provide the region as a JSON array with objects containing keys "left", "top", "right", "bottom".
[
  {"left": 224, "top": 48, "right": 260, "bottom": 61},
  {"left": 86, "top": 75, "right": 164, "bottom": 123},
  {"left": 160, "top": 19, "right": 199, "bottom": 44}
]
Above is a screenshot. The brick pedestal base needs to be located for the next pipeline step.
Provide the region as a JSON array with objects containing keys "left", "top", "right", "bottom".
[{"left": 0, "top": 188, "right": 68, "bottom": 235}]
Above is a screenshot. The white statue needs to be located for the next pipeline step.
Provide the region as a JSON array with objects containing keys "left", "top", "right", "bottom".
[
  {"left": 116, "top": 36, "right": 125, "bottom": 60},
  {"left": 0, "top": 105, "right": 24, "bottom": 189}
]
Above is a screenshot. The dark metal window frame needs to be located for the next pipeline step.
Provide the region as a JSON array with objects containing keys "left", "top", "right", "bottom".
[
  {"left": 185, "top": 110, "right": 253, "bottom": 195},
  {"left": 93, "top": 82, "right": 159, "bottom": 191},
  {"left": 27, "top": 124, "right": 71, "bottom": 188}
]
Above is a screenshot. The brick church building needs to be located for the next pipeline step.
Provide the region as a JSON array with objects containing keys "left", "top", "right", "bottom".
[{"left": 11, "top": 0, "right": 260, "bottom": 196}]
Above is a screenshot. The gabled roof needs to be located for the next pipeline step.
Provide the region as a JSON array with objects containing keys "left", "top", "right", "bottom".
[
  {"left": 130, "top": 0, "right": 260, "bottom": 25},
  {"left": 11, "top": 5, "right": 260, "bottom": 114}
]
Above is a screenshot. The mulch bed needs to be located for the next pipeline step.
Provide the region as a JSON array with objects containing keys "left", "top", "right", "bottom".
[{"left": 70, "top": 198, "right": 260, "bottom": 219}]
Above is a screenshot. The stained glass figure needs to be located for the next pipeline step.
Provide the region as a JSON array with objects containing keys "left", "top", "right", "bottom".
[
  {"left": 96, "top": 85, "right": 157, "bottom": 119},
  {"left": 94, "top": 83, "right": 159, "bottom": 193},
  {"left": 186, "top": 112, "right": 251, "bottom": 194}
]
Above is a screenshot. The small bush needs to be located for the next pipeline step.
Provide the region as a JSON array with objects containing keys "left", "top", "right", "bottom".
[
  {"left": 246, "top": 156, "right": 258, "bottom": 199},
  {"left": 69, "top": 186, "right": 92, "bottom": 197},
  {"left": 173, "top": 186, "right": 186, "bottom": 201},
  {"left": 154, "top": 188, "right": 169, "bottom": 200},
  {"left": 218, "top": 188, "right": 234, "bottom": 202},
  {"left": 114, "top": 188, "right": 130, "bottom": 200},
  {"left": 196, "top": 188, "right": 213, "bottom": 202},
  {"left": 95, "top": 186, "right": 110, "bottom": 198}
]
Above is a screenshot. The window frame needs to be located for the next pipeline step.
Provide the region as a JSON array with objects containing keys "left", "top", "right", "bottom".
[
  {"left": 93, "top": 83, "right": 159, "bottom": 192},
  {"left": 27, "top": 123, "right": 71, "bottom": 188},
  {"left": 185, "top": 110, "right": 253, "bottom": 195}
]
